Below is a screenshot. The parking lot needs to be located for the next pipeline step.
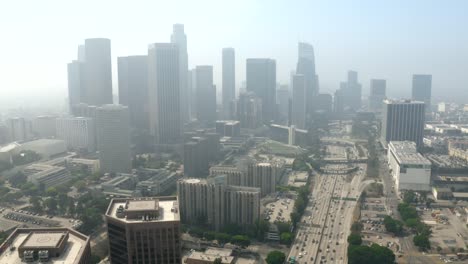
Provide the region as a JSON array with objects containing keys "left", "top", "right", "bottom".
[
  {"left": 0, "top": 207, "right": 76, "bottom": 231},
  {"left": 264, "top": 197, "right": 294, "bottom": 223},
  {"left": 287, "top": 171, "right": 309, "bottom": 188}
]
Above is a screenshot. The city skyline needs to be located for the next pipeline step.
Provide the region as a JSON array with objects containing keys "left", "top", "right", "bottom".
[{"left": 1, "top": 0, "right": 468, "bottom": 108}]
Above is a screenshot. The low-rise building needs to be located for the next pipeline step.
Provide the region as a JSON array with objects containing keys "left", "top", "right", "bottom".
[
  {"left": 387, "top": 141, "right": 431, "bottom": 192},
  {"left": 0, "top": 228, "right": 91, "bottom": 264},
  {"left": 136, "top": 168, "right": 182, "bottom": 196},
  {"left": 24, "top": 163, "right": 71, "bottom": 188},
  {"left": 65, "top": 157, "right": 100, "bottom": 174},
  {"left": 186, "top": 248, "right": 234, "bottom": 264}
]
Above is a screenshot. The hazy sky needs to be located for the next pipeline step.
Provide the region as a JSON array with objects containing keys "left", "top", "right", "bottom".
[{"left": 1, "top": 0, "right": 468, "bottom": 107}]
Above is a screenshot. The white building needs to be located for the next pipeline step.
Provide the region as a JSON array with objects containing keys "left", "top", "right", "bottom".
[
  {"left": 56, "top": 117, "right": 95, "bottom": 152},
  {"left": 387, "top": 141, "right": 431, "bottom": 193}
]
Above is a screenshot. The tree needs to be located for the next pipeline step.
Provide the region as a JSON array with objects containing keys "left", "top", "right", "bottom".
[
  {"left": 231, "top": 235, "right": 250, "bottom": 247},
  {"left": 413, "top": 234, "right": 431, "bottom": 251},
  {"left": 9, "top": 172, "right": 27, "bottom": 188},
  {"left": 347, "top": 233, "right": 362, "bottom": 246},
  {"left": 213, "top": 258, "right": 222, "bottom": 264},
  {"left": 403, "top": 191, "right": 416, "bottom": 204},
  {"left": 405, "top": 218, "right": 419, "bottom": 229},
  {"left": 215, "top": 233, "right": 231, "bottom": 244},
  {"left": 266, "top": 250, "right": 286, "bottom": 264},
  {"left": 280, "top": 232, "right": 293, "bottom": 245},
  {"left": 351, "top": 222, "right": 364, "bottom": 233},
  {"left": 29, "top": 196, "right": 43, "bottom": 213},
  {"left": 44, "top": 197, "right": 58, "bottom": 213},
  {"left": 383, "top": 216, "right": 403, "bottom": 235},
  {"left": 46, "top": 187, "right": 58, "bottom": 197}
]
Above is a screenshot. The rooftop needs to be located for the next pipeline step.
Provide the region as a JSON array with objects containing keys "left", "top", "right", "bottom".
[
  {"left": 106, "top": 197, "right": 179, "bottom": 223},
  {"left": 0, "top": 228, "right": 89, "bottom": 264},
  {"left": 389, "top": 141, "right": 431, "bottom": 165}
]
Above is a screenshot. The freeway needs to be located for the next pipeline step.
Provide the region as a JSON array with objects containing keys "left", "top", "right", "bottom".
[{"left": 288, "top": 161, "right": 366, "bottom": 264}]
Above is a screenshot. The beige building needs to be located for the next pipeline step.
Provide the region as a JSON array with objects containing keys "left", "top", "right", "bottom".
[
  {"left": 177, "top": 178, "right": 260, "bottom": 231},
  {"left": 105, "top": 197, "right": 181, "bottom": 264},
  {"left": 0, "top": 228, "right": 90, "bottom": 264}
]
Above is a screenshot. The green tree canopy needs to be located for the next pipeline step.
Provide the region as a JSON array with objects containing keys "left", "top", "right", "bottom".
[{"left": 266, "top": 250, "right": 286, "bottom": 264}]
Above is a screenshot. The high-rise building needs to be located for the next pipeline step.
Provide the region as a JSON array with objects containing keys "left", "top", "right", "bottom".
[
  {"left": 96, "top": 105, "right": 131, "bottom": 173},
  {"left": 215, "top": 120, "right": 241, "bottom": 137},
  {"left": 118, "top": 55, "right": 149, "bottom": 130},
  {"left": 236, "top": 92, "right": 263, "bottom": 129},
  {"left": 105, "top": 197, "right": 181, "bottom": 264},
  {"left": 246, "top": 58, "right": 276, "bottom": 122},
  {"left": 183, "top": 132, "right": 220, "bottom": 177},
  {"left": 177, "top": 178, "right": 260, "bottom": 231},
  {"left": 412, "top": 74, "right": 432, "bottom": 108},
  {"left": 6, "top": 117, "right": 29, "bottom": 142},
  {"left": 171, "top": 24, "right": 190, "bottom": 123},
  {"left": 0, "top": 228, "right": 91, "bottom": 263},
  {"left": 32, "top": 116, "right": 57, "bottom": 138},
  {"left": 67, "top": 60, "right": 84, "bottom": 110},
  {"left": 296, "top": 42, "right": 319, "bottom": 117},
  {"left": 82, "top": 38, "right": 113, "bottom": 106},
  {"left": 291, "top": 74, "right": 306, "bottom": 129},
  {"left": 67, "top": 38, "right": 113, "bottom": 109},
  {"left": 312, "top": 93, "right": 333, "bottom": 113},
  {"left": 148, "top": 43, "right": 181, "bottom": 145},
  {"left": 195, "top": 66, "right": 216, "bottom": 124},
  {"left": 276, "top": 85, "right": 290, "bottom": 124},
  {"left": 381, "top": 99, "right": 425, "bottom": 148},
  {"left": 246, "top": 162, "right": 279, "bottom": 196},
  {"left": 369, "top": 79, "right": 387, "bottom": 112},
  {"left": 56, "top": 117, "right": 96, "bottom": 152},
  {"left": 222, "top": 48, "right": 236, "bottom": 119},
  {"left": 333, "top": 71, "right": 362, "bottom": 112}
]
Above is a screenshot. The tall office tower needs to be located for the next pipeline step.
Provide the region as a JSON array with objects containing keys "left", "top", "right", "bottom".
[
  {"left": 67, "top": 60, "right": 84, "bottom": 111},
  {"left": 236, "top": 92, "right": 263, "bottom": 129},
  {"left": 312, "top": 93, "right": 333, "bottom": 113},
  {"left": 276, "top": 85, "right": 290, "bottom": 125},
  {"left": 296, "top": 42, "right": 319, "bottom": 118},
  {"left": 148, "top": 43, "right": 181, "bottom": 145},
  {"left": 381, "top": 99, "right": 425, "bottom": 148},
  {"left": 106, "top": 197, "right": 181, "bottom": 264},
  {"left": 118, "top": 55, "right": 149, "bottom": 130},
  {"left": 171, "top": 24, "right": 190, "bottom": 123},
  {"left": 346, "top": 70, "right": 362, "bottom": 110},
  {"left": 177, "top": 178, "right": 260, "bottom": 231},
  {"left": 183, "top": 137, "right": 208, "bottom": 177},
  {"left": 369, "top": 79, "right": 387, "bottom": 112},
  {"left": 412, "top": 74, "right": 432, "bottom": 108},
  {"left": 195, "top": 66, "right": 217, "bottom": 124},
  {"left": 333, "top": 85, "right": 345, "bottom": 113},
  {"left": 32, "top": 116, "right": 57, "bottom": 138},
  {"left": 291, "top": 74, "right": 306, "bottom": 129},
  {"left": 6, "top": 117, "right": 28, "bottom": 142},
  {"left": 246, "top": 162, "right": 278, "bottom": 196},
  {"left": 0, "top": 123, "right": 8, "bottom": 144},
  {"left": 96, "top": 105, "right": 131, "bottom": 173},
  {"left": 246, "top": 58, "right": 276, "bottom": 122},
  {"left": 83, "top": 38, "right": 113, "bottom": 105},
  {"left": 56, "top": 117, "right": 96, "bottom": 152},
  {"left": 222, "top": 48, "right": 236, "bottom": 119}
]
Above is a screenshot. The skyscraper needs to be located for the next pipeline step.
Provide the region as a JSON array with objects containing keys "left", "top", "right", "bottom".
[
  {"left": 412, "top": 74, "right": 432, "bottom": 108},
  {"left": 276, "top": 85, "right": 290, "bottom": 124},
  {"left": 171, "top": 24, "right": 190, "bottom": 123},
  {"left": 67, "top": 38, "right": 113, "bottom": 109},
  {"left": 6, "top": 117, "right": 29, "bottom": 142},
  {"left": 82, "top": 38, "right": 113, "bottom": 106},
  {"left": 105, "top": 197, "right": 181, "bottom": 264},
  {"left": 222, "top": 48, "right": 236, "bottom": 119},
  {"left": 291, "top": 74, "right": 306, "bottom": 129},
  {"left": 118, "top": 55, "right": 149, "bottom": 130},
  {"left": 346, "top": 70, "right": 362, "bottom": 110},
  {"left": 246, "top": 58, "right": 276, "bottom": 122},
  {"left": 296, "top": 42, "right": 318, "bottom": 117},
  {"left": 195, "top": 65, "right": 217, "bottom": 124},
  {"left": 148, "top": 43, "right": 181, "bottom": 145},
  {"left": 96, "top": 105, "right": 131, "bottom": 173},
  {"left": 369, "top": 79, "right": 387, "bottom": 112},
  {"left": 381, "top": 99, "right": 425, "bottom": 148},
  {"left": 236, "top": 92, "right": 263, "bottom": 129},
  {"left": 177, "top": 178, "right": 260, "bottom": 231}
]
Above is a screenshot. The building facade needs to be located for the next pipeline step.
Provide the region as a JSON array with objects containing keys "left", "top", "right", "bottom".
[
  {"left": 96, "top": 105, "right": 131, "bottom": 173},
  {"left": 291, "top": 74, "right": 306, "bottom": 129},
  {"left": 368, "top": 79, "right": 386, "bottom": 112},
  {"left": 195, "top": 65, "right": 217, "bottom": 124},
  {"left": 222, "top": 48, "right": 236, "bottom": 119},
  {"left": 171, "top": 24, "right": 190, "bottom": 123},
  {"left": 381, "top": 99, "right": 425, "bottom": 148},
  {"left": 246, "top": 58, "right": 276, "bottom": 122},
  {"left": 56, "top": 117, "right": 95, "bottom": 152},
  {"left": 148, "top": 43, "right": 182, "bottom": 145}
]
